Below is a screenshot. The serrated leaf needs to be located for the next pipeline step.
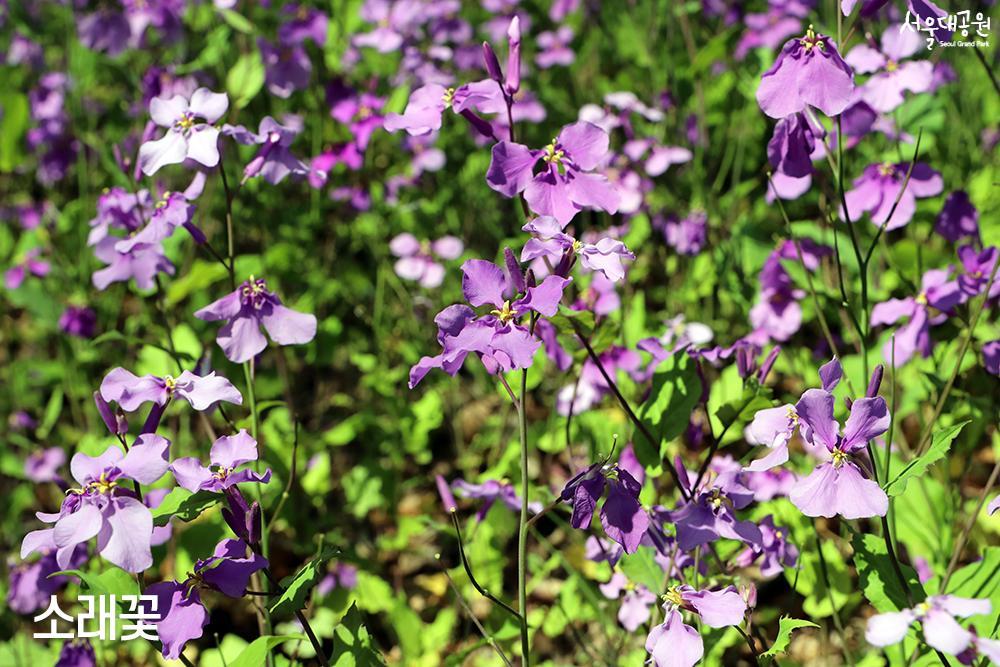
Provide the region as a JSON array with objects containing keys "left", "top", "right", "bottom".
[
  {"left": 150, "top": 488, "right": 222, "bottom": 527},
  {"left": 228, "top": 634, "right": 304, "bottom": 667},
  {"left": 226, "top": 50, "right": 265, "bottom": 109},
  {"left": 884, "top": 421, "right": 968, "bottom": 497},
  {"left": 761, "top": 617, "right": 819, "bottom": 658},
  {"left": 270, "top": 546, "right": 339, "bottom": 615},
  {"left": 634, "top": 352, "right": 702, "bottom": 467},
  {"left": 853, "top": 533, "right": 925, "bottom": 612}
]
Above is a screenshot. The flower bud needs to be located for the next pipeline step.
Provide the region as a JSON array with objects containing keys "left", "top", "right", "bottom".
[
  {"left": 757, "top": 346, "right": 781, "bottom": 384},
  {"left": 94, "top": 391, "right": 128, "bottom": 436},
  {"left": 435, "top": 475, "right": 457, "bottom": 513},
  {"left": 866, "top": 364, "right": 884, "bottom": 398},
  {"left": 504, "top": 246, "right": 526, "bottom": 294},
  {"left": 183, "top": 221, "right": 207, "bottom": 244},
  {"left": 458, "top": 109, "right": 497, "bottom": 141},
  {"left": 505, "top": 17, "right": 521, "bottom": 95},
  {"left": 482, "top": 42, "right": 504, "bottom": 84}
]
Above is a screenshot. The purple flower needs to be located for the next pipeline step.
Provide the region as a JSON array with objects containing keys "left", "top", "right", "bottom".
[
  {"left": 935, "top": 191, "right": 980, "bottom": 243},
  {"left": 845, "top": 26, "right": 932, "bottom": 113},
  {"left": 787, "top": 388, "right": 890, "bottom": 519},
  {"left": 56, "top": 639, "right": 97, "bottom": 667},
  {"left": 985, "top": 340, "right": 1000, "bottom": 377},
  {"left": 487, "top": 121, "right": 620, "bottom": 224},
  {"left": 957, "top": 246, "right": 999, "bottom": 299},
  {"left": 7, "top": 541, "right": 85, "bottom": 614},
  {"left": 390, "top": 233, "right": 464, "bottom": 288},
  {"left": 736, "top": 4, "right": 806, "bottom": 60},
  {"left": 279, "top": 4, "right": 328, "bottom": 46},
  {"left": 646, "top": 586, "right": 747, "bottom": 667},
  {"left": 195, "top": 277, "right": 318, "bottom": 364},
  {"left": 5, "top": 248, "right": 50, "bottom": 290},
  {"left": 842, "top": 162, "right": 943, "bottom": 230},
  {"left": 317, "top": 562, "right": 358, "bottom": 596},
  {"left": 170, "top": 430, "right": 271, "bottom": 493},
  {"left": 766, "top": 112, "right": 825, "bottom": 200},
  {"left": 560, "top": 461, "right": 649, "bottom": 553},
  {"left": 734, "top": 515, "right": 798, "bottom": 577},
  {"left": 521, "top": 215, "right": 635, "bottom": 281},
  {"left": 866, "top": 595, "right": 992, "bottom": 656},
  {"left": 384, "top": 81, "right": 503, "bottom": 136},
  {"left": 58, "top": 306, "right": 97, "bottom": 338},
  {"left": 146, "top": 539, "right": 267, "bottom": 659},
  {"left": 668, "top": 460, "right": 762, "bottom": 551},
  {"left": 408, "top": 256, "right": 572, "bottom": 387},
  {"left": 452, "top": 478, "right": 541, "bottom": 521},
  {"left": 139, "top": 88, "right": 229, "bottom": 175},
  {"left": 258, "top": 38, "right": 312, "bottom": 99},
  {"left": 21, "top": 437, "right": 170, "bottom": 572},
  {"left": 661, "top": 211, "right": 708, "bottom": 255},
  {"left": 749, "top": 251, "right": 805, "bottom": 343},
  {"left": 100, "top": 367, "right": 242, "bottom": 412},
  {"left": 871, "top": 268, "right": 962, "bottom": 365},
  {"left": 756, "top": 27, "right": 855, "bottom": 119},
  {"left": 353, "top": 0, "right": 423, "bottom": 52},
  {"left": 25, "top": 447, "right": 66, "bottom": 484},
  {"left": 600, "top": 572, "right": 657, "bottom": 631},
  {"left": 223, "top": 116, "right": 309, "bottom": 185},
  {"left": 117, "top": 175, "right": 205, "bottom": 254},
  {"left": 328, "top": 81, "right": 386, "bottom": 150},
  {"left": 535, "top": 26, "right": 575, "bottom": 68}
]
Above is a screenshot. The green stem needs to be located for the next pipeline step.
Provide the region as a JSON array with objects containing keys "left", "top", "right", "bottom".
[{"left": 516, "top": 367, "right": 531, "bottom": 667}]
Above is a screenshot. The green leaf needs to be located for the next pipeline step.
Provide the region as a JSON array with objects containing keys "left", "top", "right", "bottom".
[
  {"left": 151, "top": 488, "right": 223, "bottom": 527},
  {"left": 853, "top": 533, "right": 925, "bottom": 612},
  {"left": 219, "top": 8, "right": 255, "bottom": 34},
  {"left": 884, "top": 421, "right": 968, "bottom": 497},
  {"left": 634, "top": 352, "right": 702, "bottom": 467},
  {"left": 0, "top": 92, "right": 29, "bottom": 172},
  {"left": 37, "top": 387, "right": 64, "bottom": 439},
  {"left": 761, "top": 617, "right": 819, "bottom": 658},
  {"left": 331, "top": 603, "right": 386, "bottom": 666},
  {"left": 548, "top": 305, "right": 596, "bottom": 338},
  {"left": 166, "top": 259, "right": 229, "bottom": 306},
  {"left": 55, "top": 568, "right": 139, "bottom": 599},
  {"left": 271, "top": 546, "right": 339, "bottom": 616},
  {"left": 226, "top": 50, "right": 265, "bottom": 109},
  {"left": 619, "top": 548, "right": 663, "bottom": 593},
  {"left": 228, "top": 634, "right": 304, "bottom": 667}
]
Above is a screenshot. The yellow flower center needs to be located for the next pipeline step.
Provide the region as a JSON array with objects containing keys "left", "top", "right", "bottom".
[
  {"left": 543, "top": 140, "right": 566, "bottom": 166},
  {"left": 886, "top": 60, "right": 899, "bottom": 72},
  {"left": 831, "top": 448, "right": 849, "bottom": 468},
  {"left": 163, "top": 375, "right": 176, "bottom": 393},
  {"left": 442, "top": 88, "right": 456, "bottom": 106},
  {"left": 176, "top": 113, "right": 196, "bottom": 131},
  {"left": 800, "top": 26, "right": 825, "bottom": 51},
  {"left": 663, "top": 587, "right": 685, "bottom": 606},
  {"left": 878, "top": 162, "right": 896, "bottom": 177},
  {"left": 915, "top": 292, "right": 928, "bottom": 305},
  {"left": 87, "top": 471, "right": 118, "bottom": 495},
  {"left": 155, "top": 191, "right": 172, "bottom": 209},
  {"left": 491, "top": 300, "right": 519, "bottom": 324}
]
